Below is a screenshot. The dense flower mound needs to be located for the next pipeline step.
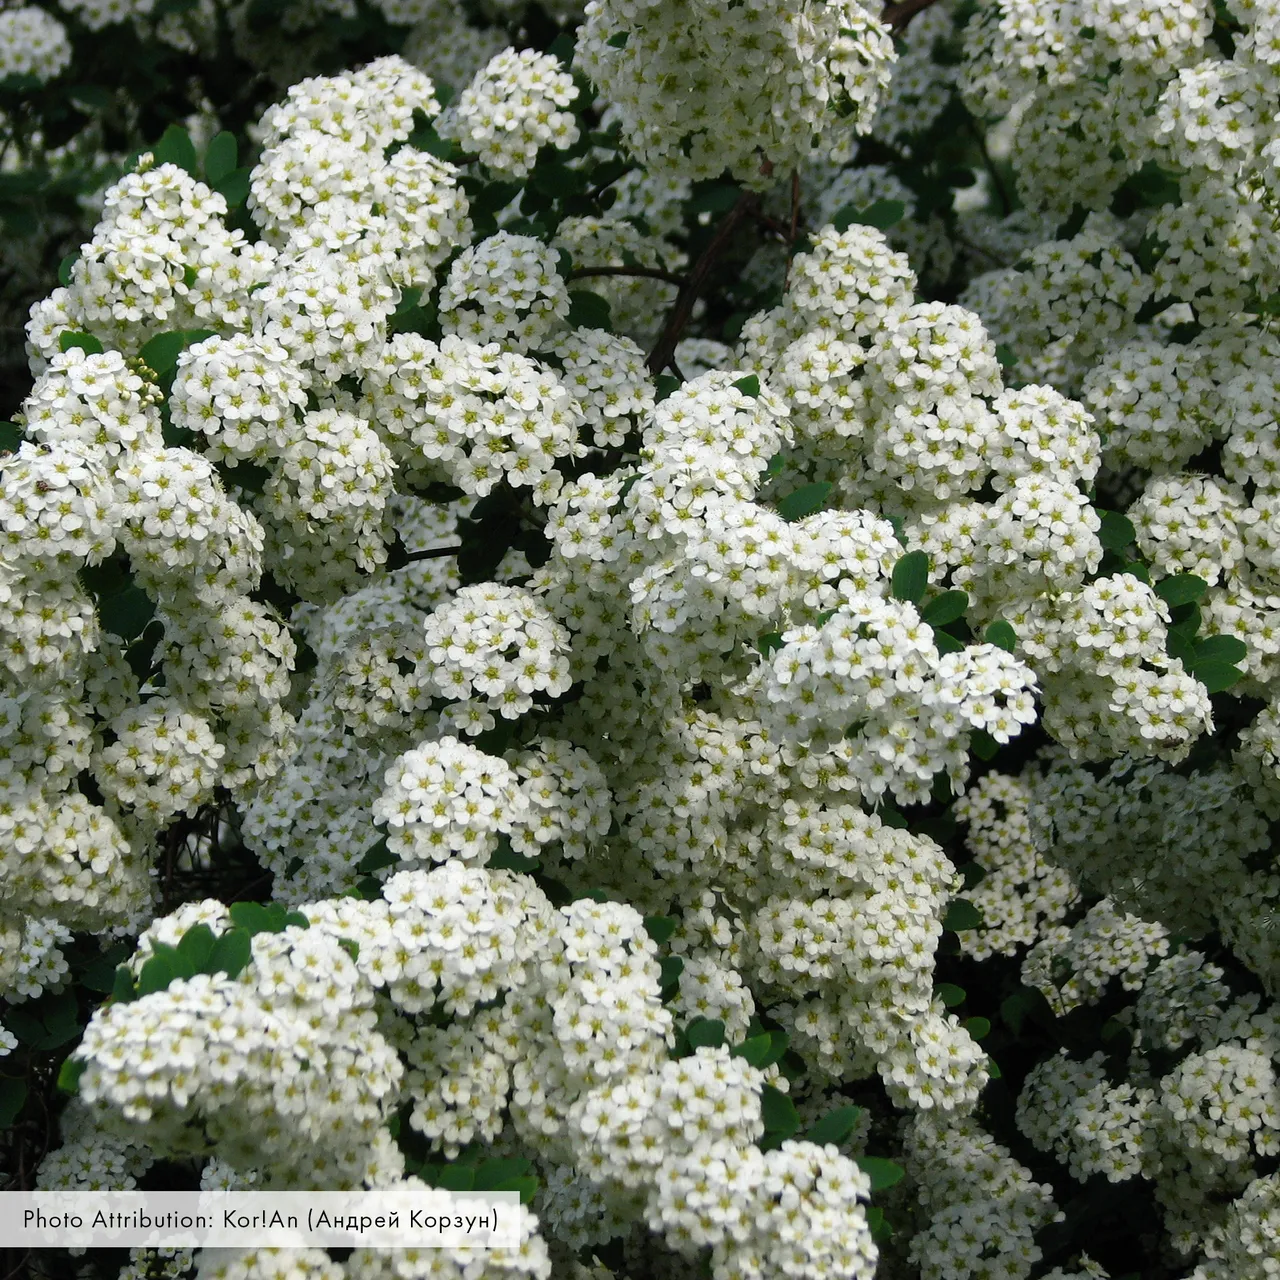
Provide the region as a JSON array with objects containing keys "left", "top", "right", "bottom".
[{"left": 5, "top": 4, "right": 1280, "bottom": 1280}]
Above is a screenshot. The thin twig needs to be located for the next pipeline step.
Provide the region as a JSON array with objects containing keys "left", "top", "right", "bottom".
[
  {"left": 647, "top": 191, "right": 760, "bottom": 376},
  {"left": 569, "top": 265, "right": 687, "bottom": 287},
  {"left": 783, "top": 169, "right": 802, "bottom": 291},
  {"left": 882, "top": 0, "right": 945, "bottom": 30},
  {"left": 401, "top": 544, "right": 462, "bottom": 563}
]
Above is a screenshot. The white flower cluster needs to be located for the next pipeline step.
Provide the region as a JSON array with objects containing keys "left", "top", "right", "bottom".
[
  {"left": 373, "top": 734, "right": 528, "bottom": 864},
  {"left": 1028, "top": 752, "right": 1270, "bottom": 940},
  {"left": 439, "top": 233, "right": 571, "bottom": 352},
  {"left": 74, "top": 922, "right": 404, "bottom": 1184},
  {"left": 63, "top": 858, "right": 887, "bottom": 1280},
  {"left": 1017, "top": 1050, "right": 1155, "bottom": 1183},
  {"left": 365, "top": 333, "right": 582, "bottom": 500},
  {"left": 0, "top": 7, "right": 72, "bottom": 82},
  {"left": 953, "top": 772, "right": 1077, "bottom": 960},
  {"left": 420, "top": 583, "right": 573, "bottom": 728},
  {"left": 1023, "top": 897, "right": 1170, "bottom": 1016},
  {"left": 751, "top": 799, "right": 989, "bottom": 1113},
  {"left": 577, "top": 0, "right": 895, "bottom": 188},
  {"left": 905, "top": 1112, "right": 1062, "bottom": 1280},
  {"left": 57, "top": 0, "right": 156, "bottom": 31},
  {"left": 0, "top": 914, "right": 72, "bottom": 1002},
  {"left": 437, "top": 48, "right": 579, "bottom": 178},
  {"left": 1011, "top": 945, "right": 1280, "bottom": 1266}
]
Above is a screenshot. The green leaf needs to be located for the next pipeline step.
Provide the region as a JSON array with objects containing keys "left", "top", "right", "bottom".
[
  {"left": 806, "top": 1105, "right": 862, "bottom": 1146},
  {"left": 757, "top": 632, "right": 784, "bottom": 656},
  {"left": 943, "top": 899, "right": 982, "bottom": 932},
  {"left": 879, "top": 804, "right": 908, "bottom": 829},
  {"left": 936, "top": 983, "right": 966, "bottom": 1008},
  {"left": 337, "top": 938, "right": 360, "bottom": 962},
  {"left": 59, "top": 331, "right": 103, "bottom": 356},
  {"left": 80, "top": 942, "right": 131, "bottom": 993},
  {"left": 4, "top": 1008, "right": 44, "bottom": 1045},
  {"left": 1001, "top": 988, "right": 1051, "bottom": 1035},
  {"left": 857, "top": 199, "right": 906, "bottom": 230},
  {"left": 282, "top": 911, "right": 310, "bottom": 930},
  {"left": 933, "top": 629, "right": 965, "bottom": 655},
  {"left": 152, "top": 124, "right": 199, "bottom": 176},
  {"left": 214, "top": 168, "right": 251, "bottom": 208},
  {"left": 891, "top": 551, "right": 930, "bottom": 604},
  {"left": 833, "top": 200, "right": 905, "bottom": 232},
  {"left": 867, "top": 1205, "right": 892, "bottom": 1242},
  {"left": 97, "top": 585, "right": 155, "bottom": 644},
  {"left": 473, "top": 1158, "right": 532, "bottom": 1190},
  {"left": 56, "top": 1060, "right": 85, "bottom": 1096},
  {"left": 68, "top": 85, "right": 113, "bottom": 111},
  {"left": 357, "top": 837, "right": 397, "bottom": 874},
  {"left": 685, "top": 1018, "right": 726, "bottom": 1050},
  {"left": 435, "top": 1165, "right": 476, "bottom": 1192},
  {"left": 494, "top": 1176, "right": 538, "bottom": 1204},
  {"left": 0, "top": 1076, "right": 28, "bottom": 1121},
  {"left": 488, "top": 846, "right": 539, "bottom": 873},
  {"left": 857, "top": 1157, "right": 905, "bottom": 1191},
  {"left": 643, "top": 915, "right": 677, "bottom": 945},
  {"left": 1098, "top": 511, "right": 1136, "bottom": 552},
  {"left": 1167, "top": 628, "right": 1197, "bottom": 667},
  {"left": 606, "top": 31, "right": 629, "bottom": 46},
  {"left": 1193, "top": 635, "right": 1247, "bottom": 665},
  {"left": 733, "top": 374, "right": 760, "bottom": 398},
  {"left": 754, "top": 1030, "right": 790, "bottom": 1069},
  {"left": 110, "top": 965, "right": 136, "bottom": 1005},
  {"left": 1155, "top": 574, "right": 1208, "bottom": 607},
  {"left": 963, "top": 1016, "right": 991, "bottom": 1040},
  {"left": 920, "top": 590, "right": 968, "bottom": 627},
  {"left": 205, "top": 132, "right": 238, "bottom": 185},
  {"left": 139, "top": 330, "right": 216, "bottom": 376},
  {"left": 994, "top": 343, "right": 1017, "bottom": 369},
  {"left": 732, "top": 1033, "right": 775, "bottom": 1068},
  {"left": 228, "top": 902, "right": 273, "bottom": 936},
  {"left": 207, "top": 928, "right": 252, "bottom": 980},
  {"left": 136, "top": 953, "right": 175, "bottom": 998},
  {"left": 658, "top": 954, "right": 684, "bottom": 993},
  {"left": 984, "top": 620, "right": 1017, "bottom": 652},
  {"left": 566, "top": 290, "right": 612, "bottom": 331},
  {"left": 176, "top": 923, "right": 217, "bottom": 974},
  {"left": 58, "top": 254, "right": 78, "bottom": 288},
  {"left": 777, "top": 482, "right": 833, "bottom": 522},
  {"left": 761, "top": 1085, "right": 801, "bottom": 1137},
  {"left": 970, "top": 729, "right": 999, "bottom": 761},
  {"left": 1191, "top": 661, "right": 1244, "bottom": 693}
]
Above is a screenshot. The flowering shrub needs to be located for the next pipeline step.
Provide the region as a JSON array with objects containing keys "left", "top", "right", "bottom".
[{"left": 5, "top": 3, "right": 1280, "bottom": 1280}]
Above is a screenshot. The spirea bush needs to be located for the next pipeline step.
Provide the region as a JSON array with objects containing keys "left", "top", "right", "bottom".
[{"left": 6, "top": 2, "right": 1280, "bottom": 1280}]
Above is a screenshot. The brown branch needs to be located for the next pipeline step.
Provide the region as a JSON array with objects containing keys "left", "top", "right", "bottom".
[
  {"left": 647, "top": 190, "right": 760, "bottom": 377},
  {"left": 569, "top": 265, "right": 687, "bottom": 287},
  {"left": 882, "top": 0, "right": 944, "bottom": 30}
]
